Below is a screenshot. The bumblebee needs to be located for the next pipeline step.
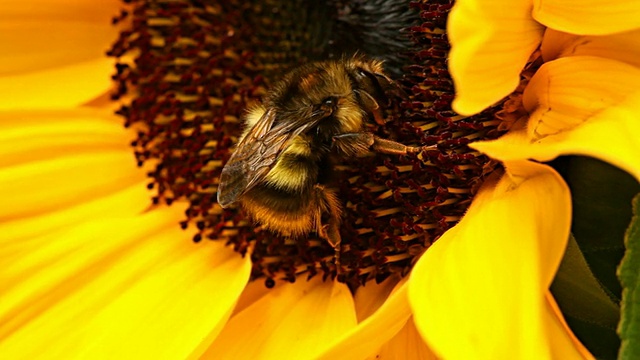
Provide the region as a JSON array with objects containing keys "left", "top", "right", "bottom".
[{"left": 217, "top": 57, "right": 431, "bottom": 265}]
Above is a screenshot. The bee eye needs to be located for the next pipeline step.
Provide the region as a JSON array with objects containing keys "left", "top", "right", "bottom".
[
  {"left": 322, "top": 97, "right": 336, "bottom": 107},
  {"left": 319, "top": 96, "right": 338, "bottom": 117}
]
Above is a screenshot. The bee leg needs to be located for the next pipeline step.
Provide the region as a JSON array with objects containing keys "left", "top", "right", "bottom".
[
  {"left": 314, "top": 184, "right": 342, "bottom": 274},
  {"left": 332, "top": 132, "right": 374, "bottom": 157},
  {"left": 371, "top": 135, "right": 437, "bottom": 155},
  {"left": 319, "top": 222, "right": 342, "bottom": 274},
  {"left": 333, "top": 132, "right": 436, "bottom": 156}
]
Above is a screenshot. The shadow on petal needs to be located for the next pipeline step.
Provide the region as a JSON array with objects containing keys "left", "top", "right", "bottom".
[
  {"left": 206, "top": 277, "right": 357, "bottom": 359},
  {"left": 317, "top": 279, "right": 412, "bottom": 360}
]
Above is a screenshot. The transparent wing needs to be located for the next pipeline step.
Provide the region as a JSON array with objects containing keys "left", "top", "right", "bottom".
[{"left": 216, "top": 107, "right": 326, "bottom": 207}]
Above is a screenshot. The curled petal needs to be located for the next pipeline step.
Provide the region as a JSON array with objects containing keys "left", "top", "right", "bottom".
[
  {"left": 533, "top": 0, "right": 640, "bottom": 36},
  {"left": 408, "top": 162, "right": 587, "bottom": 359},
  {"left": 523, "top": 56, "right": 640, "bottom": 139},
  {"left": 0, "top": 206, "right": 252, "bottom": 358},
  {"left": 473, "top": 57, "right": 640, "bottom": 181},
  {"left": 448, "top": 0, "right": 544, "bottom": 115},
  {"left": 474, "top": 113, "right": 640, "bottom": 182},
  {"left": 541, "top": 28, "right": 640, "bottom": 67}
]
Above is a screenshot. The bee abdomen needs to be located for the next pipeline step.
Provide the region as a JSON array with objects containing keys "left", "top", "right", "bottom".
[
  {"left": 241, "top": 151, "right": 323, "bottom": 236},
  {"left": 242, "top": 180, "right": 316, "bottom": 236},
  {"left": 264, "top": 151, "right": 318, "bottom": 192}
]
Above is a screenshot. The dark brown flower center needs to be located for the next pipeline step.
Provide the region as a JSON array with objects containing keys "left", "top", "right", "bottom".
[{"left": 109, "top": 0, "right": 503, "bottom": 289}]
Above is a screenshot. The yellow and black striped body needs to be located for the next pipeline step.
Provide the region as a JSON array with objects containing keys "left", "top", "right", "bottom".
[
  {"left": 239, "top": 106, "right": 343, "bottom": 238},
  {"left": 218, "top": 57, "right": 399, "bottom": 246}
]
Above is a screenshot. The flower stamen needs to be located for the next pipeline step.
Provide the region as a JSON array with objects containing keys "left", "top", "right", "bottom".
[{"left": 110, "top": 0, "right": 507, "bottom": 288}]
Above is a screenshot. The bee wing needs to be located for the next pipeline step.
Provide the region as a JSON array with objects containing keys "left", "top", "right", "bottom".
[{"left": 217, "top": 107, "right": 325, "bottom": 207}]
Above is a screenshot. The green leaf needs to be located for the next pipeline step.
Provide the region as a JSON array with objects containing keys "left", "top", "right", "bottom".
[
  {"left": 550, "top": 156, "right": 640, "bottom": 359},
  {"left": 551, "top": 234, "right": 621, "bottom": 360},
  {"left": 565, "top": 317, "right": 622, "bottom": 360},
  {"left": 553, "top": 156, "right": 639, "bottom": 300},
  {"left": 618, "top": 194, "right": 640, "bottom": 360},
  {"left": 551, "top": 234, "right": 620, "bottom": 329}
]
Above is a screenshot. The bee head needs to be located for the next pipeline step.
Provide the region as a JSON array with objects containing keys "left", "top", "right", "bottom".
[
  {"left": 345, "top": 57, "right": 403, "bottom": 126},
  {"left": 265, "top": 58, "right": 401, "bottom": 140},
  {"left": 307, "top": 58, "right": 400, "bottom": 135},
  {"left": 266, "top": 62, "right": 362, "bottom": 136}
]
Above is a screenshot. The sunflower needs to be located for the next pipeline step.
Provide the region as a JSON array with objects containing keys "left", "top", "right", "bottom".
[{"left": 1, "top": 0, "right": 637, "bottom": 359}]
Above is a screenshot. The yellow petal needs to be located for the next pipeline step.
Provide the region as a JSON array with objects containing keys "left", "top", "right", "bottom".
[
  {"left": 0, "top": 0, "right": 122, "bottom": 76},
  {"left": 0, "top": 181, "right": 151, "bottom": 243},
  {"left": 473, "top": 57, "right": 640, "bottom": 180},
  {"left": 541, "top": 28, "right": 640, "bottom": 67},
  {"left": 231, "top": 279, "right": 279, "bottom": 317},
  {"left": 0, "top": 206, "right": 252, "bottom": 358},
  {"left": 448, "top": 0, "right": 544, "bottom": 115},
  {"left": 408, "top": 162, "right": 586, "bottom": 359},
  {"left": 544, "top": 292, "right": 595, "bottom": 359},
  {"left": 0, "top": 0, "right": 122, "bottom": 109},
  {"left": 353, "top": 274, "right": 400, "bottom": 322},
  {"left": 523, "top": 56, "right": 640, "bottom": 140},
  {"left": 205, "top": 277, "right": 357, "bottom": 359},
  {"left": 0, "top": 110, "right": 145, "bottom": 221},
  {"left": 533, "top": 0, "right": 640, "bottom": 36},
  {"left": 0, "top": 58, "right": 115, "bottom": 110},
  {"left": 0, "top": 109, "right": 132, "bottom": 167},
  {"left": 317, "top": 280, "right": 412, "bottom": 360},
  {"left": 474, "top": 114, "right": 640, "bottom": 182},
  {"left": 370, "top": 317, "right": 439, "bottom": 360},
  {"left": 0, "top": 109, "right": 151, "bottom": 240}
]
